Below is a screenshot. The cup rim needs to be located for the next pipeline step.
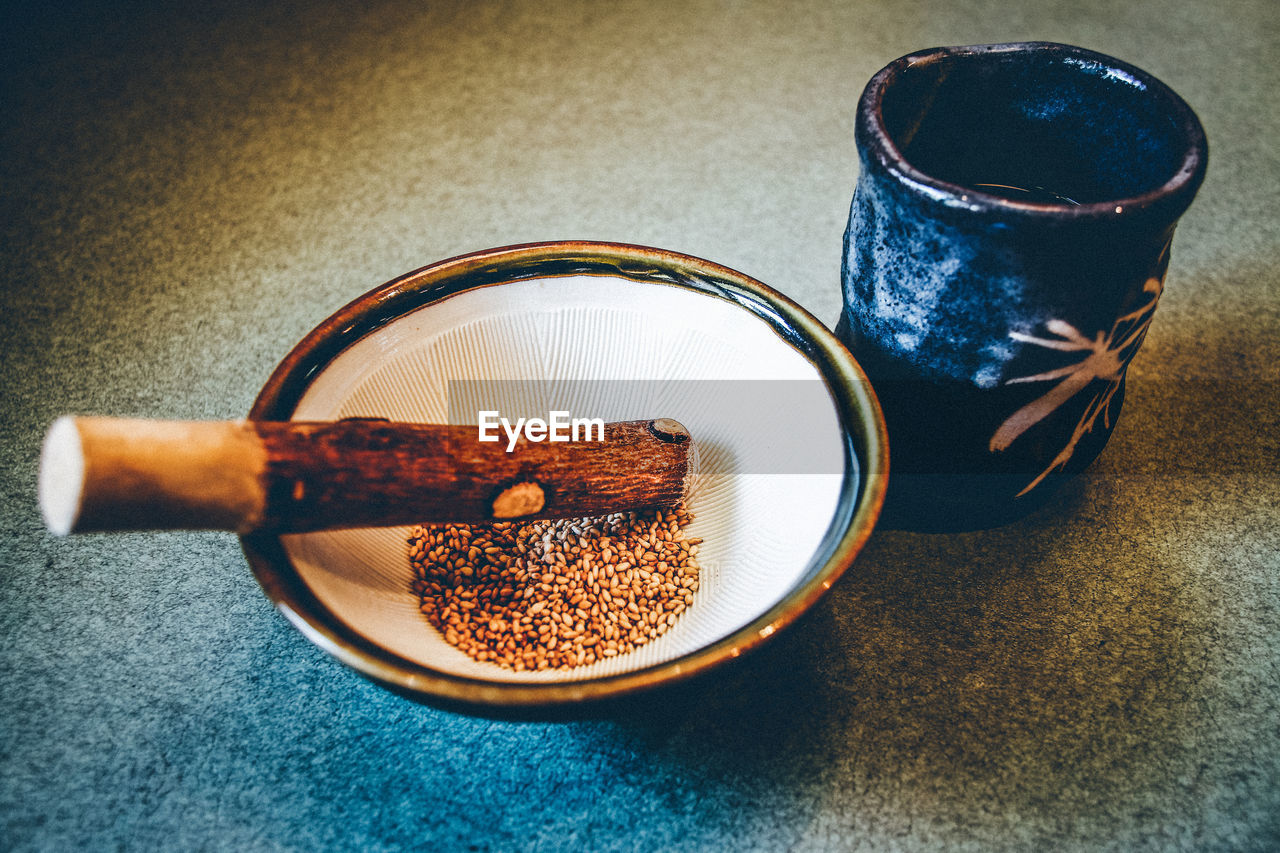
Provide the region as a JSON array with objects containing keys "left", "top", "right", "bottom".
[
  {"left": 856, "top": 41, "right": 1209, "bottom": 221},
  {"left": 240, "top": 240, "right": 888, "bottom": 714}
]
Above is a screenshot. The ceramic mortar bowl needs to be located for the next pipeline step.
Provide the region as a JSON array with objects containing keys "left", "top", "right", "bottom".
[{"left": 242, "top": 241, "right": 886, "bottom": 714}]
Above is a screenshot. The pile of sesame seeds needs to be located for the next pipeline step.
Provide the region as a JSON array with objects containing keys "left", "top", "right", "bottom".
[{"left": 409, "top": 506, "right": 701, "bottom": 671}]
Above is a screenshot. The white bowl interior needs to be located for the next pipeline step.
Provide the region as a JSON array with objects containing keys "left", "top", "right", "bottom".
[{"left": 283, "top": 274, "right": 848, "bottom": 683}]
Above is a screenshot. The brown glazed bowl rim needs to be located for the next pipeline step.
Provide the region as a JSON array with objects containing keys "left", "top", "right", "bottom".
[
  {"left": 240, "top": 241, "right": 888, "bottom": 715},
  {"left": 857, "top": 41, "right": 1209, "bottom": 222}
]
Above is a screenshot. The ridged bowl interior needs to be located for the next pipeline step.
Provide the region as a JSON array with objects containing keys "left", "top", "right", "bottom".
[{"left": 280, "top": 273, "right": 849, "bottom": 684}]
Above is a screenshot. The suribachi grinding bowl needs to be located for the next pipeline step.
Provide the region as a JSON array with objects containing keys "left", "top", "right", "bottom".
[{"left": 242, "top": 241, "right": 887, "bottom": 714}]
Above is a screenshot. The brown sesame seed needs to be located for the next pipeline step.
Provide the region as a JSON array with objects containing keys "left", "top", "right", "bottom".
[{"left": 408, "top": 506, "right": 701, "bottom": 671}]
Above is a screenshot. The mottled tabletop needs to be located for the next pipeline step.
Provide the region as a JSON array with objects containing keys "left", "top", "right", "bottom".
[{"left": 3, "top": 1, "right": 1276, "bottom": 850}]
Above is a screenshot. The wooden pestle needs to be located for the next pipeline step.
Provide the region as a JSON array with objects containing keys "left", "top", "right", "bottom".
[{"left": 39, "top": 416, "right": 692, "bottom": 535}]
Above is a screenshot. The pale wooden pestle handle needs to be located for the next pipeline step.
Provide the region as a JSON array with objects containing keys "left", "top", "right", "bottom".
[{"left": 39, "top": 416, "right": 692, "bottom": 535}]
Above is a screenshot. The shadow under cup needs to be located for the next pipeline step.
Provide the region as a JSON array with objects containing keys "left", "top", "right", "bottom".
[{"left": 836, "top": 42, "right": 1207, "bottom": 531}]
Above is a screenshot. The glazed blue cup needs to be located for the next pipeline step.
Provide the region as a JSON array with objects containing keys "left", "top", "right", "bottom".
[{"left": 836, "top": 42, "right": 1207, "bottom": 531}]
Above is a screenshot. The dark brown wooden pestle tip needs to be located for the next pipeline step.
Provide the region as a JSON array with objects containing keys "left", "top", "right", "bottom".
[{"left": 648, "top": 418, "right": 690, "bottom": 444}]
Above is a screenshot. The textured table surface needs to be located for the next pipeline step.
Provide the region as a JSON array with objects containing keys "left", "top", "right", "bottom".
[{"left": 3, "top": 1, "right": 1277, "bottom": 850}]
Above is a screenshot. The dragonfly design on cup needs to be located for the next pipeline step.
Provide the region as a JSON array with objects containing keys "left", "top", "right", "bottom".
[{"left": 990, "top": 265, "right": 1166, "bottom": 497}]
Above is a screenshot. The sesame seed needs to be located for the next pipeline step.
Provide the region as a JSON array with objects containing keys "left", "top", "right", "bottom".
[{"left": 408, "top": 506, "right": 700, "bottom": 671}]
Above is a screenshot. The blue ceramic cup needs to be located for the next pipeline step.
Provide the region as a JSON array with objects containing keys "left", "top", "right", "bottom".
[{"left": 836, "top": 42, "right": 1207, "bottom": 530}]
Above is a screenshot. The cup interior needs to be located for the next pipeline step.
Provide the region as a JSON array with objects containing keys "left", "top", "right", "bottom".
[{"left": 878, "top": 45, "right": 1196, "bottom": 204}]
